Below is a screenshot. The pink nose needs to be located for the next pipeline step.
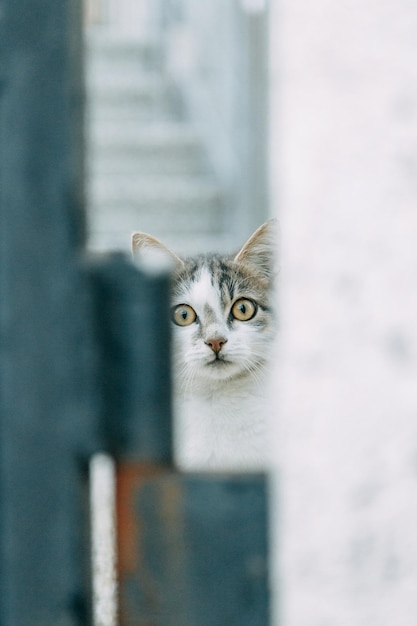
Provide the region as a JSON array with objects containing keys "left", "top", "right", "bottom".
[{"left": 205, "top": 337, "right": 228, "bottom": 354}]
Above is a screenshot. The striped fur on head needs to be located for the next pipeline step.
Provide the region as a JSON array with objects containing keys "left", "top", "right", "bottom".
[{"left": 132, "top": 220, "right": 276, "bottom": 390}]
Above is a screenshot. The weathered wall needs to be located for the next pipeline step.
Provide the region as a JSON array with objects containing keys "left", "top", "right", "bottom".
[{"left": 270, "top": 2, "right": 417, "bottom": 624}]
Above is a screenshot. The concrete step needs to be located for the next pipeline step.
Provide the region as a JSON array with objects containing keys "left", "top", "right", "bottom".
[
  {"left": 86, "top": 28, "right": 158, "bottom": 72},
  {"left": 87, "top": 121, "right": 205, "bottom": 176},
  {"left": 88, "top": 176, "right": 225, "bottom": 252},
  {"left": 86, "top": 74, "right": 173, "bottom": 122},
  {"left": 86, "top": 69, "right": 167, "bottom": 94},
  {"left": 87, "top": 230, "right": 235, "bottom": 257},
  {"left": 88, "top": 176, "right": 225, "bottom": 233},
  {"left": 88, "top": 205, "right": 224, "bottom": 236}
]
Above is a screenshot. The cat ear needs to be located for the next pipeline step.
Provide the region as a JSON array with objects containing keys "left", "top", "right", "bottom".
[
  {"left": 234, "top": 219, "right": 277, "bottom": 279},
  {"left": 131, "top": 232, "right": 184, "bottom": 270}
]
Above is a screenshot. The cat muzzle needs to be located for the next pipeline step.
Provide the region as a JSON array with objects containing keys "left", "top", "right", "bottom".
[{"left": 205, "top": 337, "right": 228, "bottom": 354}]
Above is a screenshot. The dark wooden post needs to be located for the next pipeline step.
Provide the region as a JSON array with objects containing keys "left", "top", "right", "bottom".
[
  {"left": 0, "top": 1, "right": 94, "bottom": 624},
  {"left": 87, "top": 255, "right": 173, "bottom": 463}
]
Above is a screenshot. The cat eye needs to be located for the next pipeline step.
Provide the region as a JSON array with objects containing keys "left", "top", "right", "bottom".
[
  {"left": 231, "top": 298, "right": 257, "bottom": 321},
  {"left": 172, "top": 304, "right": 197, "bottom": 326}
]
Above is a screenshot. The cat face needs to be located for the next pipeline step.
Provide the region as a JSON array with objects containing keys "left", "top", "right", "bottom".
[
  {"left": 132, "top": 221, "right": 277, "bottom": 389},
  {"left": 171, "top": 258, "right": 274, "bottom": 387}
]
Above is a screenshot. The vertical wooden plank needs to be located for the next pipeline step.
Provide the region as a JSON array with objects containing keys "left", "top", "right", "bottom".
[
  {"left": 0, "top": 1, "right": 93, "bottom": 625},
  {"left": 87, "top": 254, "right": 173, "bottom": 463}
]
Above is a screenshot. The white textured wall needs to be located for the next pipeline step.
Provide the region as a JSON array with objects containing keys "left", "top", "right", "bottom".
[{"left": 270, "top": 2, "right": 417, "bottom": 624}]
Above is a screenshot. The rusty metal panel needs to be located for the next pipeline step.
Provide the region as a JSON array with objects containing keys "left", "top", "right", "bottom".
[{"left": 117, "top": 467, "right": 269, "bottom": 626}]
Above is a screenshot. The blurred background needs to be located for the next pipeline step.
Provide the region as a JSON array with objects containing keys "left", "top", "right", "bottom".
[
  {"left": 84, "top": 0, "right": 269, "bottom": 257},
  {"left": 83, "top": 1, "right": 417, "bottom": 625}
]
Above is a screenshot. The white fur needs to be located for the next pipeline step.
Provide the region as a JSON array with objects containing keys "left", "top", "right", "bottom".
[
  {"left": 174, "top": 376, "right": 270, "bottom": 471},
  {"left": 188, "top": 267, "right": 222, "bottom": 315}
]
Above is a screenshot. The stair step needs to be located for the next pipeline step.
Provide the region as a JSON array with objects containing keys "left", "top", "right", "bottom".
[
  {"left": 88, "top": 207, "right": 224, "bottom": 235},
  {"left": 87, "top": 75, "right": 170, "bottom": 105},
  {"left": 88, "top": 214, "right": 225, "bottom": 239},
  {"left": 87, "top": 122, "right": 205, "bottom": 175},
  {"left": 88, "top": 120, "right": 199, "bottom": 148},
  {"left": 86, "top": 67, "right": 168, "bottom": 92},
  {"left": 88, "top": 177, "right": 226, "bottom": 235},
  {"left": 89, "top": 176, "right": 223, "bottom": 208},
  {"left": 86, "top": 29, "right": 157, "bottom": 69},
  {"left": 87, "top": 231, "right": 235, "bottom": 257}
]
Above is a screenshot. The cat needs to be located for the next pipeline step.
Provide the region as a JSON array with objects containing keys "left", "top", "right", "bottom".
[{"left": 132, "top": 220, "right": 277, "bottom": 471}]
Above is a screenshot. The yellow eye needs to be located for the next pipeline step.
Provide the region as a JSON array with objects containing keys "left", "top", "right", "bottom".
[
  {"left": 231, "top": 298, "right": 257, "bottom": 321},
  {"left": 172, "top": 304, "right": 197, "bottom": 326}
]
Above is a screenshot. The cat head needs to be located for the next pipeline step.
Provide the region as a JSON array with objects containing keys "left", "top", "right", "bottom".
[{"left": 132, "top": 221, "right": 277, "bottom": 390}]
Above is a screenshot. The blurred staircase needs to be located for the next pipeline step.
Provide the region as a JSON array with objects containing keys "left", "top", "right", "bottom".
[{"left": 85, "top": 28, "right": 232, "bottom": 256}]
